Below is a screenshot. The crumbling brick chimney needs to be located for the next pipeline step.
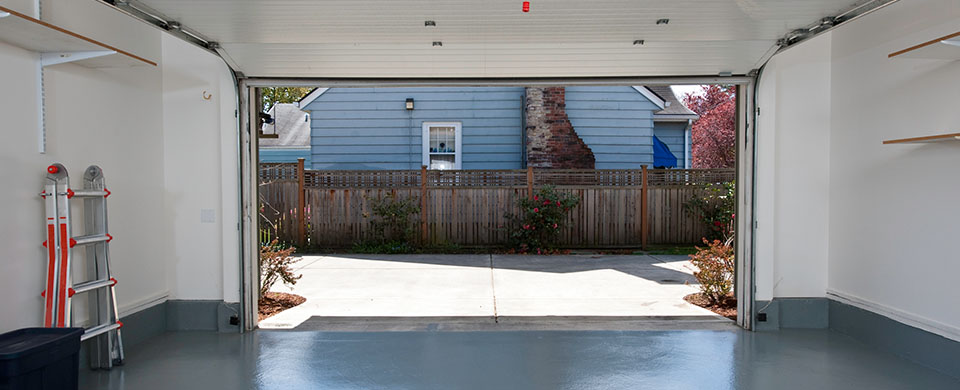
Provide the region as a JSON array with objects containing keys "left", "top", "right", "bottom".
[{"left": 524, "top": 87, "right": 595, "bottom": 169}]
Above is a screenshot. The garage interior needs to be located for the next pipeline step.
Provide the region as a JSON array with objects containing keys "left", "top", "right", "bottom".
[{"left": 1, "top": 0, "right": 958, "bottom": 388}]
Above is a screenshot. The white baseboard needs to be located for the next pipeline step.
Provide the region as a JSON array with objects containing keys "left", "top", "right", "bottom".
[{"left": 827, "top": 289, "right": 960, "bottom": 342}]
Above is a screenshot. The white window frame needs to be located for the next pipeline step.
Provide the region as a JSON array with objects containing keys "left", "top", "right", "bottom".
[{"left": 422, "top": 122, "right": 463, "bottom": 170}]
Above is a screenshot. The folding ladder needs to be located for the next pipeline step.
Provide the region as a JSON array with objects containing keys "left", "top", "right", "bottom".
[{"left": 42, "top": 163, "right": 125, "bottom": 369}]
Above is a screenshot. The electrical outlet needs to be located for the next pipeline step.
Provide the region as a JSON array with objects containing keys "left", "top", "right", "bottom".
[{"left": 757, "top": 313, "right": 768, "bottom": 322}]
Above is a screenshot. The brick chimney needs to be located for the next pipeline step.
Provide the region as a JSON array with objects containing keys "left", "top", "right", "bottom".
[{"left": 524, "top": 87, "right": 595, "bottom": 169}]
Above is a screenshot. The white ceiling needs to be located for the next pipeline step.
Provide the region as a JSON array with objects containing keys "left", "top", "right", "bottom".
[{"left": 138, "top": 0, "right": 865, "bottom": 78}]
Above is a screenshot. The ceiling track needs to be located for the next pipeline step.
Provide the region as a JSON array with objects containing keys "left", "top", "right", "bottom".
[
  {"left": 97, "top": 1, "right": 226, "bottom": 58},
  {"left": 240, "top": 76, "right": 755, "bottom": 88},
  {"left": 776, "top": 0, "right": 900, "bottom": 48}
]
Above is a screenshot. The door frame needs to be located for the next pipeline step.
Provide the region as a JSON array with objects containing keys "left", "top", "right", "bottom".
[{"left": 237, "top": 76, "right": 757, "bottom": 331}]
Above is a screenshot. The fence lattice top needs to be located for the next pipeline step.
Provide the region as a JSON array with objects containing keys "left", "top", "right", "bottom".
[{"left": 260, "top": 163, "right": 734, "bottom": 188}]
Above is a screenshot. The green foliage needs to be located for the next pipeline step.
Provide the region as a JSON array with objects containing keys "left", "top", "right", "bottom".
[
  {"left": 259, "top": 239, "right": 301, "bottom": 298},
  {"left": 684, "top": 181, "right": 735, "bottom": 240},
  {"left": 260, "top": 87, "right": 313, "bottom": 111},
  {"left": 365, "top": 193, "right": 421, "bottom": 244},
  {"left": 507, "top": 186, "right": 581, "bottom": 254},
  {"left": 688, "top": 236, "right": 735, "bottom": 305},
  {"left": 351, "top": 240, "right": 416, "bottom": 254}
]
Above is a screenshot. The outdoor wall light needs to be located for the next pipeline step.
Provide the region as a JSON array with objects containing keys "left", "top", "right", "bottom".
[
  {"left": 432, "top": 41, "right": 443, "bottom": 47},
  {"left": 425, "top": 20, "right": 436, "bottom": 27},
  {"left": 656, "top": 18, "right": 670, "bottom": 25},
  {"left": 405, "top": 98, "right": 415, "bottom": 110},
  {"left": 633, "top": 40, "right": 645, "bottom": 46}
]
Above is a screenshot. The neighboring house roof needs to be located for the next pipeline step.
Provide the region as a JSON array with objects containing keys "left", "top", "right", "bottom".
[
  {"left": 298, "top": 88, "right": 329, "bottom": 108},
  {"left": 259, "top": 103, "right": 311, "bottom": 147},
  {"left": 646, "top": 86, "right": 699, "bottom": 121}
]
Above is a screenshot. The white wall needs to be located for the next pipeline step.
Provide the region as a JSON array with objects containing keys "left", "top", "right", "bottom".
[
  {"left": 161, "top": 34, "right": 239, "bottom": 303},
  {"left": 0, "top": 0, "right": 238, "bottom": 333},
  {"left": 758, "top": 0, "right": 960, "bottom": 341},
  {"left": 827, "top": 0, "right": 960, "bottom": 340},
  {"left": 755, "top": 33, "right": 833, "bottom": 300}
]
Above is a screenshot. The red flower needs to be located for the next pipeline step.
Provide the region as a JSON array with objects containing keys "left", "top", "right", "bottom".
[
  {"left": 552, "top": 223, "right": 558, "bottom": 229},
  {"left": 533, "top": 195, "right": 539, "bottom": 201},
  {"left": 544, "top": 200, "right": 550, "bottom": 205},
  {"left": 556, "top": 201, "right": 561, "bottom": 206},
  {"left": 731, "top": 214, "right": 736, "bottom": 219},
  {"left": 534, "top": 208, "right": 539, "bottom": 213},
  {"left": 713, "top": 221, "right": 722, "bottom": 226},
  {"left": 523, "top": 224, "right": 530, "bottom": 230}
]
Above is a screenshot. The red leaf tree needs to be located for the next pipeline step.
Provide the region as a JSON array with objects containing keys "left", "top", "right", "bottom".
[{"left": 682, "top": 86, "right": 736, "bottom": 169}]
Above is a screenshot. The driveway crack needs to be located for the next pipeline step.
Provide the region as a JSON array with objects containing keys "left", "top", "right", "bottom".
[{"left": 489, "top": 254, "right": 499, "bottom": 323}]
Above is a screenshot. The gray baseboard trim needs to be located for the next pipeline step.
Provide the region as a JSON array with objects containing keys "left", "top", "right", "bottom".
[
  {"left": 121, "top": 300, "right": 169, "bottom": 347},
  {"left": 829, "top": 299, "right": 960, "bottom": 379},
  {"left": 754, "top": 297, "right": 829, "bottom": 330},
  {"left": 80, "top": 299, "right": 239, "bottom": 367},
  {"left": 167, "top": 300, "right": 241, "bottom": 332}
]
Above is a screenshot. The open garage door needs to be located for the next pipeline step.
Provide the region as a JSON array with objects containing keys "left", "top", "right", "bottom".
[{"left": 94, "top": 0, "right": 896, "bottom": 331}]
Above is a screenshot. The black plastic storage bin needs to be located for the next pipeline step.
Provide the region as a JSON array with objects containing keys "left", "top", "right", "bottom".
[{"left": 0, "top": 328, "right": 83, "bottom": 390}]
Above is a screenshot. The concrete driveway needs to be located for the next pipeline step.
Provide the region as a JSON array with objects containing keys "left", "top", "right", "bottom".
[{"left": 259, "top": 254, "right": 732, "bottom": 330}]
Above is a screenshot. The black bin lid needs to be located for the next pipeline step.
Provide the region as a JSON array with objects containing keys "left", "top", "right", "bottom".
[{"left": 0, "top": 328, "right": 83, "bottom": 359}]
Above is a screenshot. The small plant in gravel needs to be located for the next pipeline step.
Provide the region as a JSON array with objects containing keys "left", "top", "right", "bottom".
[
  {"left": 688, "top": 236, "right": 735, "bottom": 305},
  {"left": 506, "top": 186, "right": 580, "bottom": 254},
  {"left": 259, "top": 239, "right": 301, "bottom": 298}
]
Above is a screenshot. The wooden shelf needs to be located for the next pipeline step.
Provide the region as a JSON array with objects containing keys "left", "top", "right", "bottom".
[
  {"left": 889, "top": 31, "right": 960, "bottom": 60},
  {"left": 883, "top": 133, "right": 960, "bottom": 145},
  {"left": 0, "top": 6, "right": 156, "bottom": 68}
]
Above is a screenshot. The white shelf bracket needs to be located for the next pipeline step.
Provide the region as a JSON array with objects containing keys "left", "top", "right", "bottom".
[{"left": 41, "top": 51, "right": 116, "bottom": 67}]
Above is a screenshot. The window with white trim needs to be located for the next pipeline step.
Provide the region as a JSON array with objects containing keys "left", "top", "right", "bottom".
[{"left": 422, "top": 122, "right": 462, "bottom": 170}]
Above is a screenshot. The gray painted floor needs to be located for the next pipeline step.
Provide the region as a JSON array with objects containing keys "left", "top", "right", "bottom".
[
  {"left": 261, "top": 254, "right": 719, "bottom": 329},
  {"left": 80, "top": 329, "right": 960, "bottom": 390}
]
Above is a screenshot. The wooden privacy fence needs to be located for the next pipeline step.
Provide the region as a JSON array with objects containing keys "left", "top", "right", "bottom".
[{"left": 259, "top": 160, "right": 735, "bottom": 248}]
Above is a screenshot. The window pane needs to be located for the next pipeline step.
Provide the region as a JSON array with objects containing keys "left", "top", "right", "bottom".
[
  {"left": 429, "top": 154, "right": 456, "bottom": 170},
  {"left": 429, "top": 126, "right": 455, "bottom": 153}
]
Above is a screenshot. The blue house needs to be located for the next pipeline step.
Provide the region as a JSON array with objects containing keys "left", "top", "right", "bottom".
[{"left": 260, "top": 86, "right": 697, "bottom": 170}]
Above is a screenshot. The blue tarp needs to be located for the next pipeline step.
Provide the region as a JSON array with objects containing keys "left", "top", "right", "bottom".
[{"left": 652, "top": 135, "right": 677, "bottom": 168}]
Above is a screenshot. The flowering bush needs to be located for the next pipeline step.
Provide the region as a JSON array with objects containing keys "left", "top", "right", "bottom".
[
  {"left": 688, "top": 236, "right": 735, "bottom": 305},
  {"left": 259, "top": 239, "right": 301, "bottom": 298},
  {"left": 683, "top": 180, "right": 735, "bottom": 240},
  {"left": 507, "top": 186, "right": 580, "bottom": 253}
]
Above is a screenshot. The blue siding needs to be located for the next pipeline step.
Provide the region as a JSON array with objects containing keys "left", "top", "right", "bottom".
[
  {"left": 565, "top": 86, "right": 658, "bottom": 169},
  {"left": 259, "top": 148, "right": 311, "bottom": 165},
  {"left": 305, "top": 87, "right": 524, "bottom": 170},
  {"left": 653, "top": 122, "right": 689, "bottom": 168}
]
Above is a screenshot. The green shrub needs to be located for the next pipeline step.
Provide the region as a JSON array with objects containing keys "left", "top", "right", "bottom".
[
  {"left": 688, "top": 236, "right": 735, "bottom": 305},
  {"left": 684, "top": 181, "right": 735, "bottom": 240},
  {"left": 366, "top": 193, "right": 420, "bottom": 244},
  {"left": 507, "top": 186, "right": 581, "bottom": 254}
]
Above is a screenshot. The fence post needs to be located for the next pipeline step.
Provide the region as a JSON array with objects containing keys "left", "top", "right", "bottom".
[
  {"left": 297, "top": 158, "right": 306, "bottom": 246},
  {"left": 420, "top": 165, "right": 428, "bottom": 244},
  {"left": 641, "top": 165, "right": 648, "bottom": 250},
  {"left": 526, "top": 166, "right": 534, "bottom": 198}
]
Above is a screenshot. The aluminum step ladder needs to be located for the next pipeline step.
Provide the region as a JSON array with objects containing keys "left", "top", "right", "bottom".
[{"left": 42, "top": 163, "right": 124, "bottom": 369}]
